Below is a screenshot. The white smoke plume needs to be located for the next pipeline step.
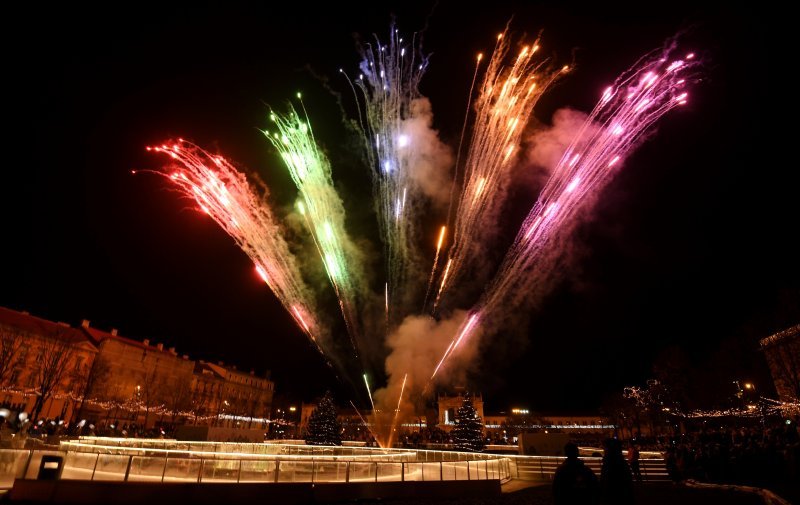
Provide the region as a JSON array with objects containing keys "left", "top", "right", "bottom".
[
  {"left": 402, "top": 97, "right": 453, "bottom": 210},
  {"left": 372, "top": 310, "right": 479, "bottom": 444}
]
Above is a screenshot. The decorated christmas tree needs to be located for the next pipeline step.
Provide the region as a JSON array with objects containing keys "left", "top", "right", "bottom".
[
  {"left": 305, "top": 391, "right": 342, "bottom": 446},
  {"left": 452, "top": 393, "right": 486, "bottom": 452}
]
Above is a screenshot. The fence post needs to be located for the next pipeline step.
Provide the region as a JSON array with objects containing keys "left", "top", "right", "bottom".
[
  {"left": 198, "top": 459, "right": 204, "bottom": 482},
  {"left": 91, "top": 453, "right": 100, "bottom": 480},
  {"left": 485, "top": 460, "right": 488, "bottom": 480},
  {"left": 237, "top": 460, "right": 242, "bottom": 483},
  {"left": 274, "top": 460, "right": 280, "bottom": 483},
  {"left": 440, "top": 461, "right": 443, "bottom": 481},
  {"left": 401, "top": 462, "right": 404, "bottom": 482},
  {"left": 123, "top": 455, "right": 133, "bottom": 481},
  {"left": 161, "top": 456, "right": 168, "bottom": 482},
  {"left": 467, "top": 461, "right": 471, "bottom": 480},
  {"left": 21, "top": 450, "right": 34, "bottom": 479},
  {"left": 374, "top": 462, "right": 378, "bottom": 482},
  {"left": 311, "top": 461, "right": 315, "bottom": 483},
  {"left": 345, "top": 461, "right": 350, "bottom": 483}
]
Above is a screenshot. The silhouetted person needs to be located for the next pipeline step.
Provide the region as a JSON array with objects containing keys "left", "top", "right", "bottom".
[
  {"left": 553, "top": 442, "right": 598, "bottom": 505},
  {"left": 628, "top": 443, "right": 641, "bottom": 481},
  {"left": 600, "top": 438, "right": 634, "bottom": 505}
]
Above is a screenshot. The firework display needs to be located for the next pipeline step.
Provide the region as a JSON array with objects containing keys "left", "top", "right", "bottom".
[{"left": 149, "top": 24, "right": 698, "bottom": 436}]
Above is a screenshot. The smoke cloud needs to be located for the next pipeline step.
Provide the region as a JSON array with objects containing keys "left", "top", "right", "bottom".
[
  {"left": 525, "top": 108, "right": 593, "bottom": 175},
  {"left": 402, "top": 97, "right": 453, "bottom": 210},
  {"left": 372, "top": 310, "right": 479, "bottom": 442}
]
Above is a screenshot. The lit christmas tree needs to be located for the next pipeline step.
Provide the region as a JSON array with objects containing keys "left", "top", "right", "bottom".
[
  {"left": 305, "top": 391, "right": 342, "bottom": 446},
  {"left": 452, "top": 393, "right": 485, "bottom": 452}
]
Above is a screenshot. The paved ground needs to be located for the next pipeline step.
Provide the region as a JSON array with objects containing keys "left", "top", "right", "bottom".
[{"left": 341, "top": 482, "right": 769, "bottom": 505}]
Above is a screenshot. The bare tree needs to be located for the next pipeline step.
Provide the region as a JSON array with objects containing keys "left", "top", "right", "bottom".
[
  {"left": 72, "top": 356, "right": 111, "bottom": 422},
  {"left": 30, "top": 328, "right": 77, "bottom": 421},
  {"left": 211, "top": 381, "right": 227, "bottom": 426},
  {"left": 139, "top": 368, "right": 166, "bottom": 429},
  {"left": 0, "top": 327, "right": 24, "bottom": 386},
  {"left": 189, "top": 383, "right": 209, "bottom": 425},
  {"left": 652, "top": 346, "right": 692, "bottom": 410},
  {"left": 165, "top": 379, "right": 192, "bottom": 425}
]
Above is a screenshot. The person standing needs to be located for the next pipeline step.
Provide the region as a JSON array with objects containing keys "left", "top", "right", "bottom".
[
  {"left": 600, "top": 438, "right": 634, "bottom": 504},
  {"left": 553, "top": 442, "right": 599, "bottom": 505},
  {"left": 628, "top": 443, "right": 642, "bottom": 481}
]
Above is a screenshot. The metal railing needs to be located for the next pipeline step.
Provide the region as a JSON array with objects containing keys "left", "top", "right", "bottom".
[
  {"left": 508, "top": 455, "right": 669, "bottom": 482},
  {"left": 2, "top": 441, "right": 669, "bottom": 488},
  {"left": 0, "top": 449, "right": 512, "bottom": 486}
]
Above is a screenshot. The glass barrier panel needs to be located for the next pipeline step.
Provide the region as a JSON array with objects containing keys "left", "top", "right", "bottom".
[
  {"left": 163, "top": 458, "right": 201, "bottom": 482},
  {"left": 466, "top": 461, "right": 476, "bottom": 480},
  {"left": 239, "top": 460, "right": 276, "bottom": 482},
  {"left": 0, "top": 450, "right": 30, "bottom": 489},
  {"left": 127, "top": 456, "right": 167, "bottom": 482},
  {"left": 441, "top": 461, "right": 457, "bottom": 480},
  {"left": 92, "top": 454, "right": 128, "bottom": 481},
  {"left": 347, "top": 462, "right": 376, "bottom": 482},
  {"left": 453, "top": 461, "right": 469, "bottom": 480},
  {"left": 61, "top": 452, "right": 97, "bottom": 480},
  {"left": 403, "top": 462, "right": 422, "bottom": 481},
  {"left": 276, "top": 460, "right": 313, "bottom": 482},
  {"left": 376, "top": 462, "right": 402, "bottom": 482},
  {"left": 311, "top": 461, "right": 347, "bottom": 482},
  {"left": 200, "top": 459, "right": 239, "bottom": 482},
  {"left": 422, "top": 462, "right": 441, "bottom": 481}
]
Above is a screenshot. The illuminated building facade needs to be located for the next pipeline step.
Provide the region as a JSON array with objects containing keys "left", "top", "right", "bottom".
[
  {"left": 191, "top": 361, "right": 273, "bottom": 428},
  {"left": 0, "top": 306, "right": 274, "bottom": 429},
  {"left": 760, "top": 324, "right": 800, "bottom": 402},
  {"left": 0, "top": 307, "right": 98, "bottom": 422}
]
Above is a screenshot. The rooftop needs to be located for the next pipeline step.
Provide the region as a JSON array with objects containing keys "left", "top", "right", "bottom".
[
  {"left": 760, "top": 324, "right": 800, "bottom": 348},
  {"left": 0, "top": 306, "right": 89, "bottom": 344}
]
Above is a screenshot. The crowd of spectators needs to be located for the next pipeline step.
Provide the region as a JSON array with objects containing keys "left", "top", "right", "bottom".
[{"left": 659, "top": 423, "right": 800, "bottom": 491}]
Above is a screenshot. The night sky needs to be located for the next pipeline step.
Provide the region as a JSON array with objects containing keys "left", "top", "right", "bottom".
[{"left": 3, "top": 3, "right": 793, "bottom": 412}]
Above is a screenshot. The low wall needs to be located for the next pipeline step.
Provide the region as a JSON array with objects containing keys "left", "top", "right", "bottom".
[{"left": 9, "top": 479, "right": 501, "bottom": 504}]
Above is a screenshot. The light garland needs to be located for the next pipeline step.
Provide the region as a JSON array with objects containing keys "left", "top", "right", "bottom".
[
  {"left": 0, "top": 385, "right": 284, "bottom": 424},
  {"left": 621, "top": 385, "right": 800, "bottom": 419}
]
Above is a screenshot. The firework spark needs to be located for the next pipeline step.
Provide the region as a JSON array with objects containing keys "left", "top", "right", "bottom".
[
  {"left": 148, "top": 140, "right": 324, "bottom": 353},
  {"left": 422, "top": 225, "right": 447, "bottom": 311},
  {"left": 363, "top": 373, "right": 376, "bottom": 412},
  {"left": 385, "top": 372, "right": 409, "bottom": 448},
  {"left": 435, "top": 30, "right": 567, "bottom": 310},
  {"left": 345, "top": 25, "right": 431, "bottom": 324},
  {"left": 432, "top": 44, "right": 697, "bottom": 378},
  {"left": 265, "top": 103, "right": 365, "bottom": 359}
]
